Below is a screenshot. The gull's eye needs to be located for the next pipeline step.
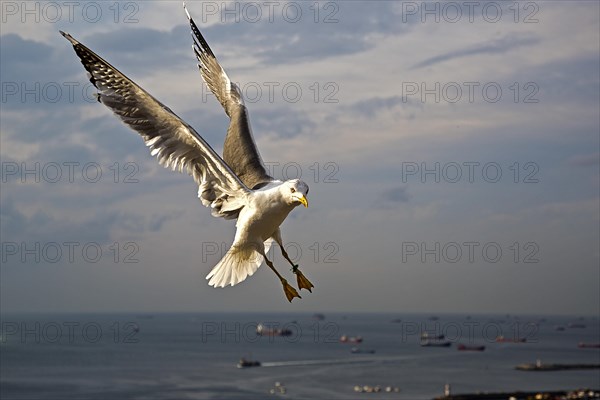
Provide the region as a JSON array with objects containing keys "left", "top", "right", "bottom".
[{"left": 290, "top": 188, "right": 296, "bottom": 193}]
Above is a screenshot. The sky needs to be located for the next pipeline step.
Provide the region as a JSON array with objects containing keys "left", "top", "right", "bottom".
[{"left": 1, "top": 1, "right": 598, "bottom": 315}]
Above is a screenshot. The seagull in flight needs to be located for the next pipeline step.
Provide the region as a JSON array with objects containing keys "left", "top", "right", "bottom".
[{"left": 60, "top": 4, "right": 314, "bottom": 302}]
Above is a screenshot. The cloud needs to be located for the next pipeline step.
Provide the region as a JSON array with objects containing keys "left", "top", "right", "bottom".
[
  {"left": 350, "top": 95, "right": 421, "bottom": 118},
  {"left": 568, "top": 152, "right": 600, "bottom": 167},
  {"left": 0, "top": 194, "right": 183, "bottom": 249},
  {"left": 72, "top": 25, "right": 191, "bottom": 74},
  {"left": 412, "top": 33, "right": 539, "bottom": 69},
  {"left": 1, "top": 34, "right": 53, "bottom": 67},
  {"left": 1, "top": 34, "right": 83, "bottom": 108},
  {"left": 381, "top": 186, "right": 411, "bottom": 203},
  {"left": 251, "top": 107, "right": 316, "bottom": 139},
  {"left": 194, "top": 1, "right": 408, "bottom": 66}
]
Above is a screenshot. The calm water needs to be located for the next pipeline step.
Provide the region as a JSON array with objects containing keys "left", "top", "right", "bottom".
[{"left": 1, "top": 313, "right": 599, "bottom": 399}]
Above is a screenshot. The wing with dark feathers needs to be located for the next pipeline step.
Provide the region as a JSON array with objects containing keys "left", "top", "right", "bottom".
[
  {"left": 184, "top": 3, "right": 273, "bottom": 190},
  {"left": 61, "top": 30, "right": 249, "bottom": 220}
]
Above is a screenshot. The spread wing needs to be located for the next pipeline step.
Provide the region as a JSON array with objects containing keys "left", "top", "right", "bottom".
[
  {"left": 184, "top": 3, "right": 273, "bottom": 190},
  {"left": 61, "top": 31, "right": 249, "bottom": 220}
]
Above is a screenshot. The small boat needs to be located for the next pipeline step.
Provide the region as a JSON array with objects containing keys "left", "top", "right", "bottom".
[
  {"left": 351, "top": 347, "right": 376, "bottom": 354},
  {"left": 578, "top": 342, "right": 600, "bottom": 348},
  {"left": 421, "top": 332, "right": 445, "bottom": 340},
  {"left": 420, "top": 339, "right": 451, "bottom": 347},
  {"left": 269, "top": 382, "right": 286, "bottom": 395},
  {"left": 312, "top": 313, "right": 325, "bottom": 320},
  {"left": 354, "top": 385, "right": 399, "bottom": 393},
  {"left": 516, "top": 360, "right": 600, "bottom": 371},
  {"left": 256, "top": 323, "right": 292, "bottom": 336},
  {"left": 457, "top": 343, "right": 485, "bottom": 351},
  {"left": 496, "top": 336, "right": 526, "bottom": 343},
  {"left": 340, "top": 335, "right": 363, "bottom": 343},
  {"left": 237, "top": 358, "right": 261, "bottom": 368},
  {"left": 555, "top": 325, "right": 566, "bottom": 331}
]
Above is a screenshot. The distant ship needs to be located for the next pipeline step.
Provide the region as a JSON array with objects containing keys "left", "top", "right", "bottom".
[
  {"left": 256, "top": 323, "right": 292, "bottom": 337},
  {"left": 421, "top": 340, "right": 452, "bottom": 347},
  {"left": 496, "top": 336, "right": 527, "bottom": 343},
  {"left": 351, "top": 347, "right": 376, "bottom": 354},
  {"left": 516, "top": 360, "right": 600, "bottom": 371},
  {"left": 340, "top": 335, "right": 363, "bottom": 344},
  {"left": 421, "top": 332, "right": 445, "bottom": 340},
  {"left": 237, "top": 358, "right": 261, "bottom": 368},
  {"left": 578, "top": 342, "right": 600, "bottom": 348},
  {"left": 457, "top": 343, "right": 486, "bottom": 351},
  {"left": 312, "top": 313, "right": 325, "bottom": 320}
]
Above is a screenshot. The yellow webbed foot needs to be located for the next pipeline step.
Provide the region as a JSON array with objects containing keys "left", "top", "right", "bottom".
[
  {"left": 292, "top": 265, "right": 314, "bottom": 292},
  {"left": 281, "top": 279, "right": 301, "bottom": 302}
]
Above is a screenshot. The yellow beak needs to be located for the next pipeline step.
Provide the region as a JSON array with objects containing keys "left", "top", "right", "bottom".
[{"left": 297, "top": 195, "right": 308, "bottom": 208}]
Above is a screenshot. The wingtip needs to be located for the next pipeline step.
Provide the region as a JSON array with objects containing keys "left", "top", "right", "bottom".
[
  {"left": 183, "top": 1, "right": 191, "bottom": 19},
  {"left": 59, "top": 30, "right": 78, "bottom": 45}
]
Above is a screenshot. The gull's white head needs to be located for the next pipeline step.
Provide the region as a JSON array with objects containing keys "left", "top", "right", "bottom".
[{"left": 282, "top": 179, "right": 309, "bottom": 208}]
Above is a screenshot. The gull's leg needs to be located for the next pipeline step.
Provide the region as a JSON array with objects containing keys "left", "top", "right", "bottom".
[
  {"left": 272, "top": 230, "right": 314, "bottom": 292},
  {"left": 263, "top": 254, "right": 301, "bottom": 302},
  {"left": 281, "top": 246, "right": 314, "bottom": 292}
]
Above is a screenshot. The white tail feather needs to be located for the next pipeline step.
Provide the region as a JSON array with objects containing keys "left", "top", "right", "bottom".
[{"left": 207, "top": 240, "right": 273, "bottom": 287}]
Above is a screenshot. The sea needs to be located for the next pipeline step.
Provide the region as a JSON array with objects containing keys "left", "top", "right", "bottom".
[{"left": 1, "top": 312, "right": 599, "bottom": 399}]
